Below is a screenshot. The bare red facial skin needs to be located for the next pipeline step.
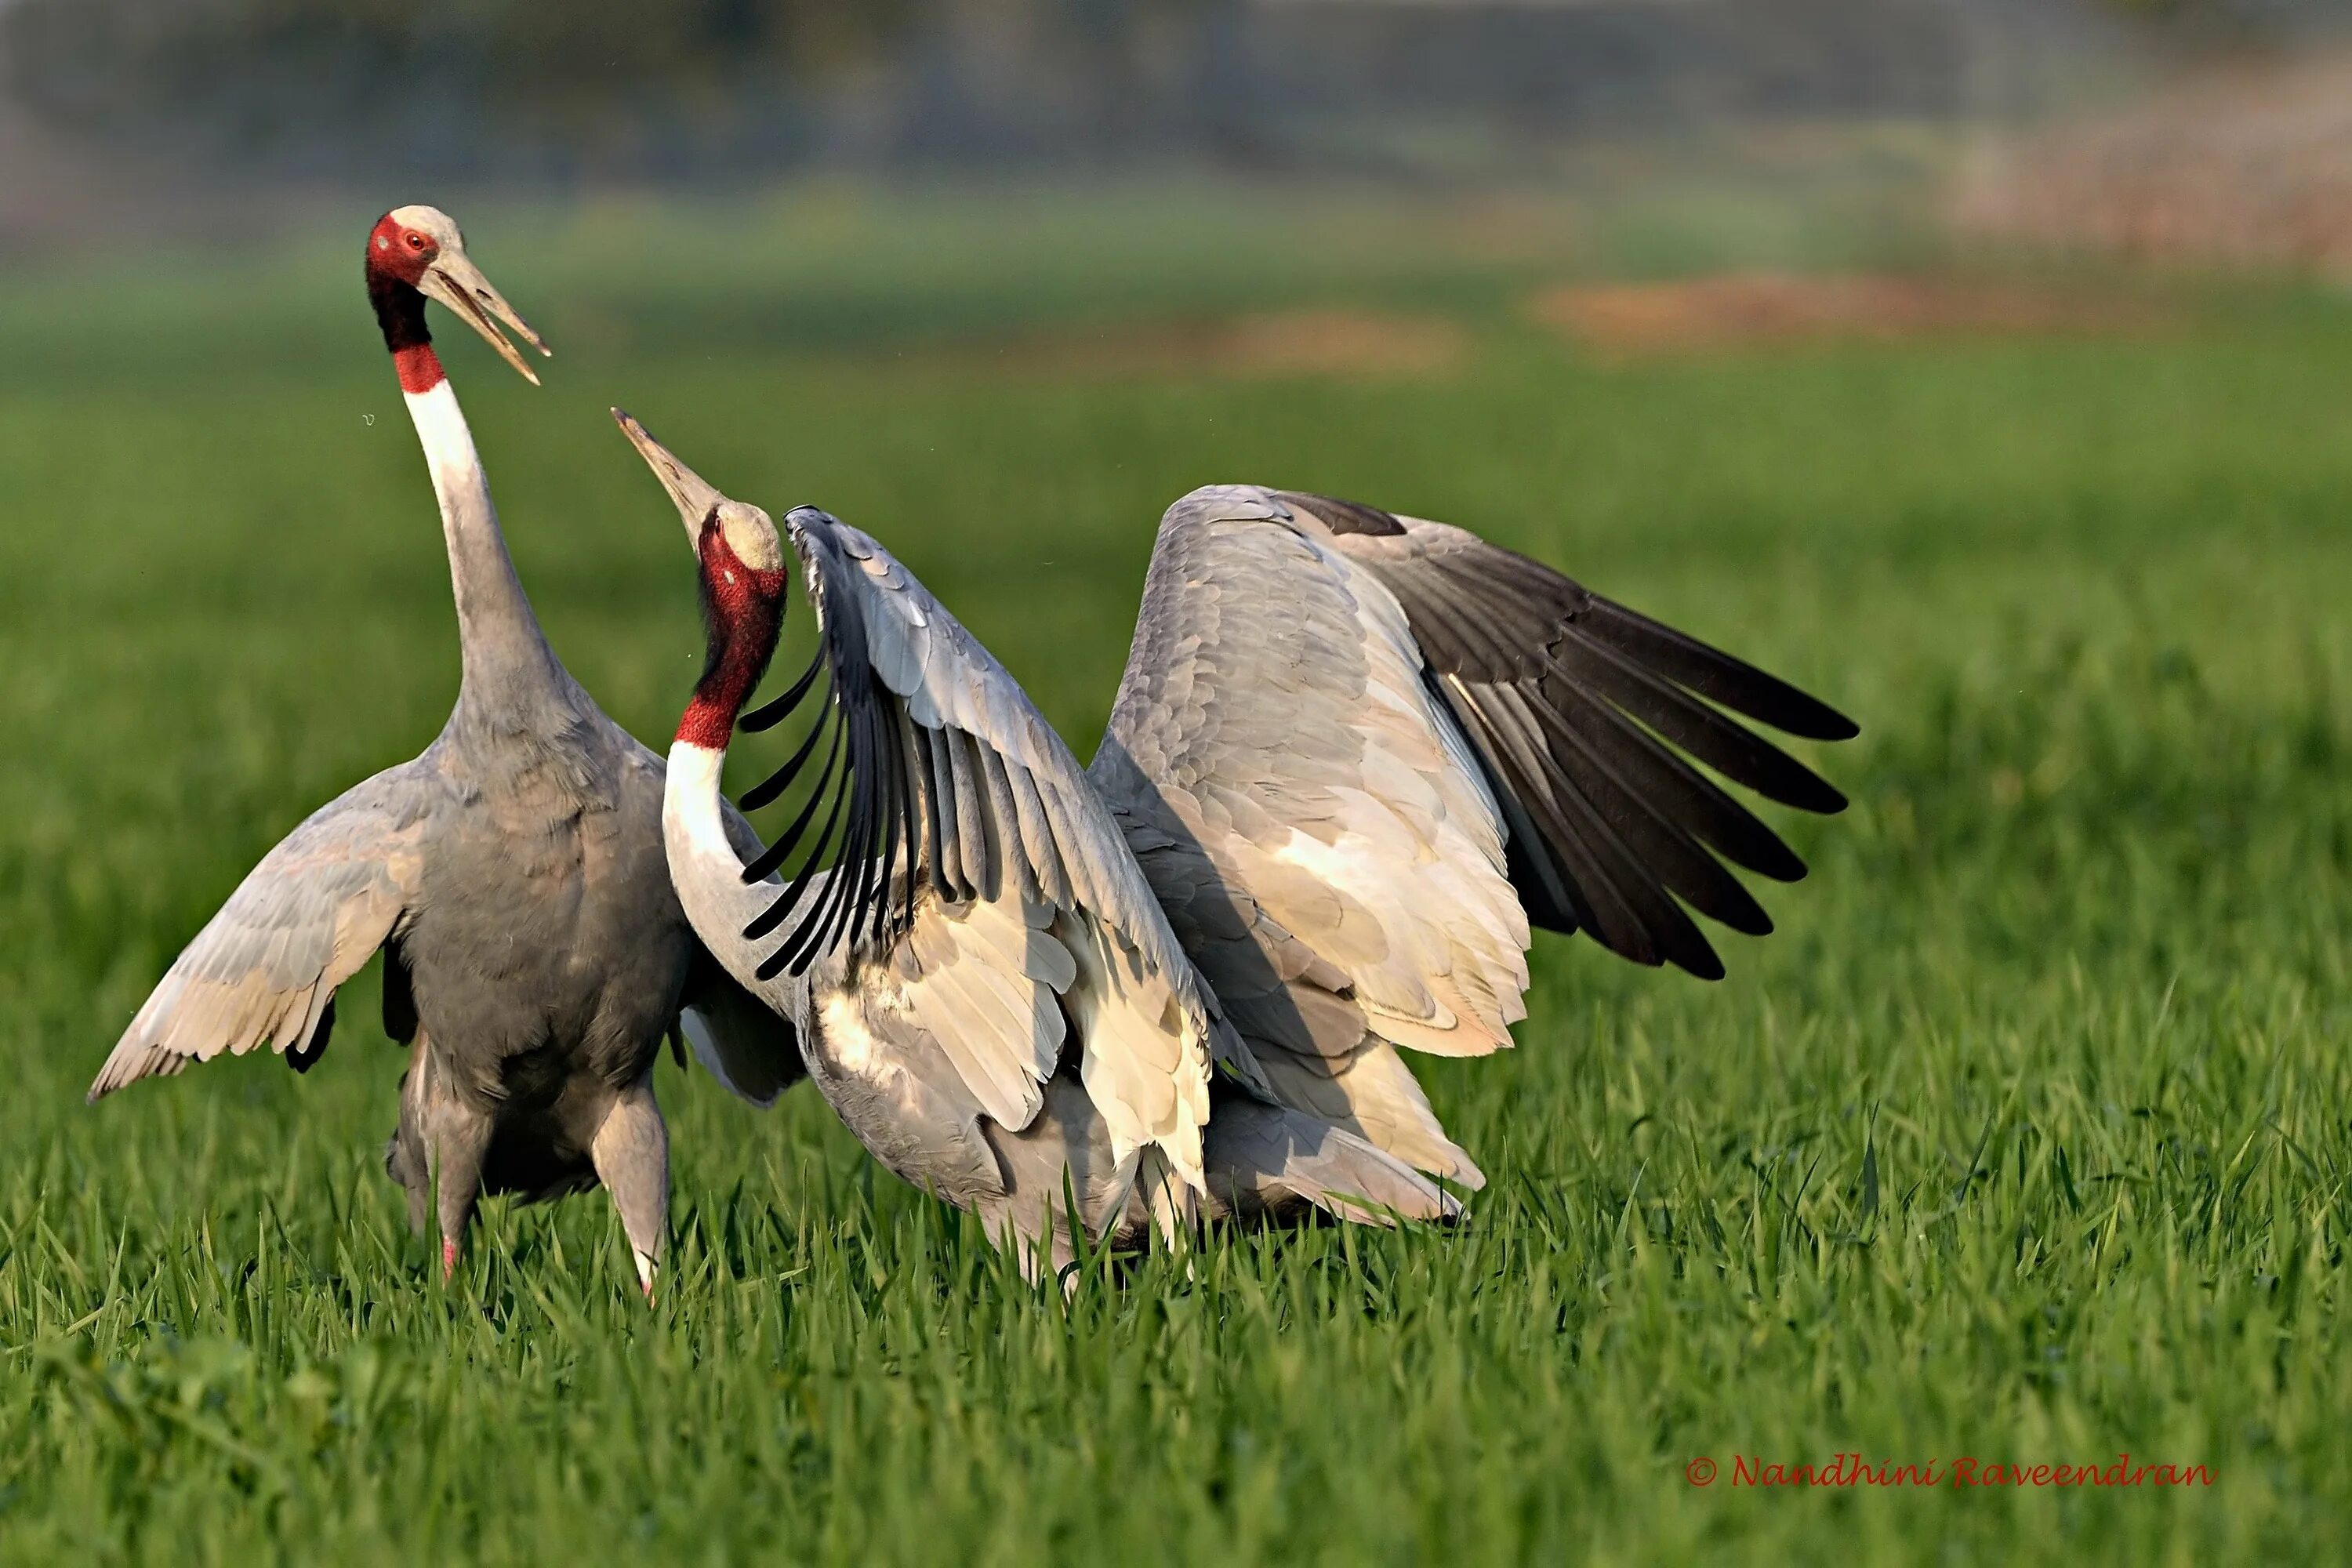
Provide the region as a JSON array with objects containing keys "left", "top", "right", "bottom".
[
  {"left": 365, "top": 213, "right": 438, "bottom": 286},
  {"left": 677, "top": 521, "right": 789, "bottom": 748},
  {"left": 365, "top": 212, "right": 445, "bottom": 392}
]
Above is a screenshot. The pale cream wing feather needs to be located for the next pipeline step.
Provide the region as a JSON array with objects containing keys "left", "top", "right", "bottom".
[
  {"left": 89, "top": 761, "right": 435, "bottom": 1099},
  {"left": 1094, "top": 483, "right": 1856, "bottom": 1185}
]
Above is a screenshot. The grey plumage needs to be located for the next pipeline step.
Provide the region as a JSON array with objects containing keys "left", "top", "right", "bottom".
[
  {"left": 90, "top": 759, "right": 433, "bottom": 1098},
  {"left": 91, "top": 209, "right": 799, "bottom": 1294}
]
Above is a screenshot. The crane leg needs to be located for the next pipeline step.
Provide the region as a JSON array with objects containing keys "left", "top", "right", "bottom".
[
  {"left": 387, "top": 1109, "right": 431, "bottom": 1241},
  {"left": 591, "top": 1079, "right": 669, "bottom": 1301},
  {"left": 387, "top": 1038, "right": 434, "bottom": 1240},
  {"left": 395, "top": 1036, "right": 493, "bottom": 1281},
  {"left": 426, "top": 1103, "right": 492, "bottom": 1282}
]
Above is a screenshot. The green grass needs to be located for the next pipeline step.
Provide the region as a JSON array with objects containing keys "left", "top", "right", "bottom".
[{"left": 3, "top": 187, "right": 2350, "bottom": 1564}]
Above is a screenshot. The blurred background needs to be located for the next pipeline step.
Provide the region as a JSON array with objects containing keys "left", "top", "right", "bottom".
[
  {"left": 5, "top": 2, "right": 2352, "bottom": 426},
  {"left": 5, "top": 0, "right": 2352, "bottom": 263}
]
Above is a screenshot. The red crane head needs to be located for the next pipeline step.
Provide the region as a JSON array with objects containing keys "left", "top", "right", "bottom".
[
  {"left": 366, "top": 205, "right": 550, "bottom": 390},
  {"left": 610, "top": 408, "right": 790, "bottom": 748},
  {"left": 609, "top": 408, "right": 787, "bottom": 573}
]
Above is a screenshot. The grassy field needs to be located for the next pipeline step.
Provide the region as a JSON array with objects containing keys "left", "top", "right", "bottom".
[{"left": 2, "top": 186, "right": 2350, "bottom": 1564}]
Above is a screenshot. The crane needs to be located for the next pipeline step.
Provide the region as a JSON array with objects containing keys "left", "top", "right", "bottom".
[
  {"left": 89, "top": 209, "right": 799, "bottom": 1296},
  {"left": 616, "top": 412, "right": 1855, "bottom": 1282}
]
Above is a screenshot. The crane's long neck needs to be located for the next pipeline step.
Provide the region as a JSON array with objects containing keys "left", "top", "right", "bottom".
[
  {"left": 665, "top": 728, "right": 760, "bottom": 985},
  {"left": 373, "top": 276, "right": 564, "bottom": 716},
  {"left": 664, "top": 741, "right": 744, "bottom": 884},
  {"left": 665, "top": 545, "right": 786, "bottom": 927},
  {"left": 665, "top": 731, "right": 811, "bottom": 1022}
]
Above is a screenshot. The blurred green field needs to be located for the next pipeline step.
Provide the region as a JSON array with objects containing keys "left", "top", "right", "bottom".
[{"left": 2, "top": 187, "right": 2350, "bottom": 1565}]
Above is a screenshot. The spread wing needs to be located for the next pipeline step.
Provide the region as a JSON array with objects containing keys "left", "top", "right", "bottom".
[
  {"left": 1091, "top": 485, "right": 1855, "bottom": 1183},
  {"left": 89, "top": 761, "right": 437, "bottom": 1100},
  {"left": 1297, "top": 489, "right": 1857, "bottom": 966},
  {"left": 734, "top": 507, "right": 1223, "bottom": 1196}
]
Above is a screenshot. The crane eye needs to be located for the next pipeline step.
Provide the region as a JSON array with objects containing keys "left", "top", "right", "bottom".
[{"left": 405, "top": 233, "right": 429, "bottom": 252}]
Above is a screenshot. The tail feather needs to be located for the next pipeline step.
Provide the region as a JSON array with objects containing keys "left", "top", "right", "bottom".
[{"left": 1205, "top": 1098, "right": 1462, "bottom": 1227}]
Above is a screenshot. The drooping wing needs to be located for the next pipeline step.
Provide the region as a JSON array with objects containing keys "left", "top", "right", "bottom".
[
  {"left": 677, "top": 956, "right": 806, "bottom": 1109},
  {"left": 89, "top": 761, "right": 437, "bottom": 1100},
  {"left": 733, "top": 507, "right": 1222, "bottom": 1194},
  {"left": 866, "top": 877, "right": 1211, "bottom": 1243},
  {"left": 670, "top": 805, "right": 1123, "bottom": 1235},
  {"left": 1091, "top": 485, "right": 1853, "bottom": 1181}
]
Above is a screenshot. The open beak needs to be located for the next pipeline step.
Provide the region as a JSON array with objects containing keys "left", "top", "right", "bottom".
[
  {"left": 417, "top": 248, "right": 550, "bottom": 385},
  {"left": 612, "top": 408, "right": 724, "bottom": 549}
]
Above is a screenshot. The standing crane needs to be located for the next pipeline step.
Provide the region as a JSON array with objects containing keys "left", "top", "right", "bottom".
[
  {"left": 616, "top": 412, "right": 1855, "bottom": 1280},
  {"left": 90, "top": 209, "right": 799, "bottom": 1296}
]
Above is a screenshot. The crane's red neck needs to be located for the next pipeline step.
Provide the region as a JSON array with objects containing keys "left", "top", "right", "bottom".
[
  {"left": 366, "top": 212, "right": 445, "bottom": 394},
  {"left": 679, "top": 523, "right": 789, "bottom": 749}
]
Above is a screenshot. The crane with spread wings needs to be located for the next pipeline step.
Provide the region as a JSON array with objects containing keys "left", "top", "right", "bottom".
[
  {"left": 88, "top": 211, "right": 797, "bottom": 1298},
  {"left": 619, "top": 410, "right": 1855, "bottom": 1283}
]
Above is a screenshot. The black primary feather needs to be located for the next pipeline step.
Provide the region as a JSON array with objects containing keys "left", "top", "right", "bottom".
[
  {"left": 741, "top": 713, "right": 845, "bottom": 886},
  {"left": 1293, "top": 491, "right": 1857, "bottom": 980},
  {"left": 739, "top": 688, "right": 835, "bottom": 812},
  {"left": 738, "top": 510, "right": 924, "bottom": 981},
  {"left": 285, "top": 995, "right": 336, "bottom": 1073},
  {"left": 739, "top": 645, "right": 826, "bottom": 733}
]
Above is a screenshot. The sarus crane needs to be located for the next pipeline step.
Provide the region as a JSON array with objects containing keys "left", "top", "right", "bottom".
[
  {"left": 616, "top": 412, "right": 1856, "bottom": 1282},
  {"left": 89, "top": 209, "right": 799, "bottom": 1295}
]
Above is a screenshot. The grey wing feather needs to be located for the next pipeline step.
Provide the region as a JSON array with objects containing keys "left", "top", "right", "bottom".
[
  {"left": 89, "top": 760, "right": 437, "bottom": 1100},
  {"left": 810, "top": 515, "right": 1181, "bottom": 970},
  {"left": 1092, "top": 484, "right": 1853, "bottom": 1182},
  {"left": 1204, "top": 1096, "right": 1460, "bottom": 1227},
  {"left": 1091, "top": 488, "right": 1518, "bottom": 1184}
]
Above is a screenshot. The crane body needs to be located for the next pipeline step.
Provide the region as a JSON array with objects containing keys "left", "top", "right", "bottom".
[{"left": 93, "top": 210, "right": 798, "bottom": 1294}]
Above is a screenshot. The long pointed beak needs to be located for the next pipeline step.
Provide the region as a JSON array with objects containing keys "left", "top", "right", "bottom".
[
  {"left": 417, "top": 249, "right": 550, "bottom": 385},
  {"left": 612, "top": 408, "right": 724, "bottom": 548}
]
